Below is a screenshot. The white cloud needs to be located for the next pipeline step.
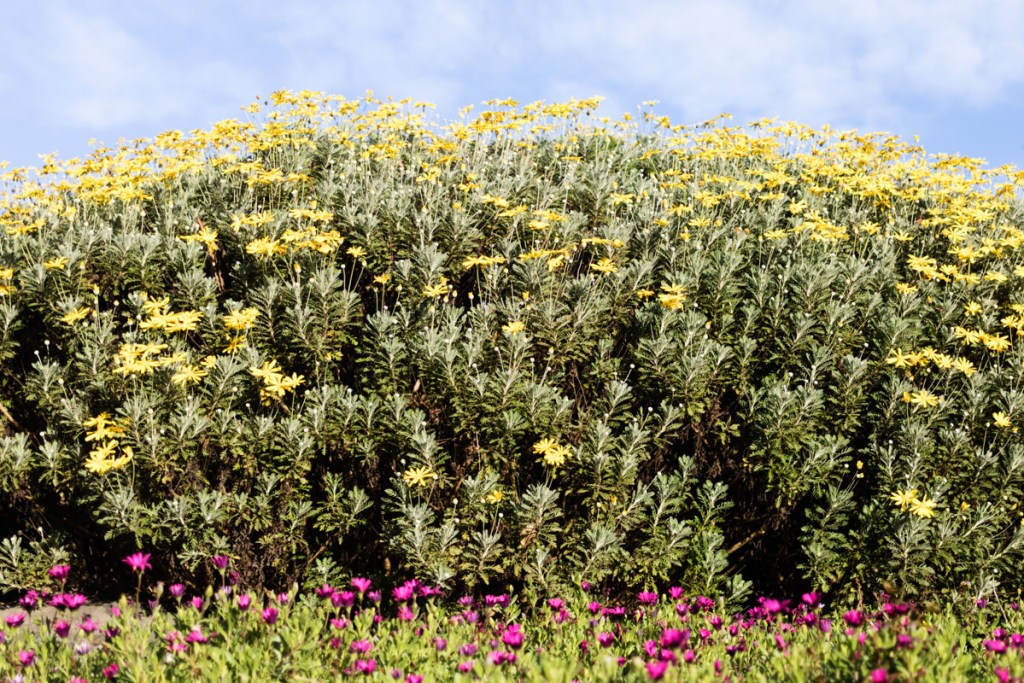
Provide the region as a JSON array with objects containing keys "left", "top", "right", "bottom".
[{"left": 1, "top": 0, "right": 1023, "bottom": 168}]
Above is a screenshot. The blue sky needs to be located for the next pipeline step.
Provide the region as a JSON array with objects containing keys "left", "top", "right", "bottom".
[{"left": 3, "top": 0, "right": 1024, "bottom": 172}]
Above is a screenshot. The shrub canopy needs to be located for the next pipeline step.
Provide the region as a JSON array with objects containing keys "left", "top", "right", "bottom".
[{"left": 2, "top": 92, "right": 1024, "bottom": 604}]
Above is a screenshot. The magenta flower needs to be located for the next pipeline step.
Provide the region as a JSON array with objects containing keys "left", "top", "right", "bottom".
[
  {"left": 870, "top": 669, "right": 888, "bottom": 683},
  {"left": 190, "top": 597, "right": 204, "bottom": 610},
  {"left": 984, "top": 639, "right": 1008, "bottom": 653},
  {"left": 661, "top": 628, "right": 687, "bottom": 648},
  {"left": 646, "top": 660, "right": 668, "bottom": 680},
  {"left": 355, "top": 658, "right": 376, "bottom": 674},
  {"left": 842, "top": 610, "right": 863, "bottom": 627},
  {"left": 79, "top": 617, "right": 97, "bottom": 634},
  {"left": 351, "top": 577, "right": 372, "bottom": 593},
  {"left": 435, "top": 637, "right": 447, "bottom": 651},
  {"left": 393, "top": 583, "right": 416, "bottom": 602},
  {"left": 169, "top": 583, "right": 185, "bottom": 598},
  {"left": 54, "top": 619, "right": 71, "bottom": 638},
  {"left": 50, "top": 593, "right": 87, "bottom": 610},
  {"left": 501, "top": 624, "right": 524, "bottom": 650},
  {"left": 487, "top": 650, "right": 515, "bottom": 665},
  {"left": 484, "top": 593, "right": 510, "bottom": 607},
  {"left": 18, "top": 649, "right": 35, "bottom": 666},
  {"left": 350, "top": 639, "right": 374, "bottom": 654},
  {"left": 185, "top": 628, "right": 211, "bottom": 644},
  {"left": 547, "top": 598, "right": 565, "bottom": 610},
  {"left": 123, "top": 552, "right": 151, "bottom": 573},
  {"left": 237, "top": 594, "right": 251, "bottom": 610},
  {"left": 638, "top": 591, "right": 659, "bottom": 605},
  {"left": 18, "top": 590, "right": 39, "bottom": 609},
  {"left": 261, "top": 607, "right": 279, "bottom": 625},
  {"left": 211, "top": 555, "right": 229, "bottom": 570},
  {"left": 405, "top": 675, "right": 424, "bottom": 683},
  {"left": 397, "top": 605, "right": 415, "bottom": 621},
  {"left": 331, "top": 590, "right": 355, "bottom": 608},
  {"left": 457, "top": 661, "right": 474, "bottom": 673},
  {"left": 103, "top": 662, "right": 120, "bottom": 679},
  {"left": 49, "top": 565, "right": 71, "bottom": 581},
  {"left": 5, "top": 612, "right": 26, "bottom": 628},
  {"left": 331, "top": 617, "right": 349, "bottom": 630},
  {"left": 597, "top": 631, "right": 615, "bottom": 647},
  {"left": 459, "top": 643, "right": 478, "bottom": 657}
]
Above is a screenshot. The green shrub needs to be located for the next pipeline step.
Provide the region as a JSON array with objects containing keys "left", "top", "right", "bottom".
[{"left": 1, "top": 93, "right": 1023, "bottom": 604}]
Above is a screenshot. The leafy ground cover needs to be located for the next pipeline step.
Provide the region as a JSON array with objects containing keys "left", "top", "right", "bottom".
[{"left": 2, "top": 557, "right": 1023, "bottom": 681}]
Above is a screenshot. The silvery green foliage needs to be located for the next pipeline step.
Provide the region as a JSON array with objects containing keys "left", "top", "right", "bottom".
[{"left": 0, "top": 97, "right": 1022, "bottom": 605}]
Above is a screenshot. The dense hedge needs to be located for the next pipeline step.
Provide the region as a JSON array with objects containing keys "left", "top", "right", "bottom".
[{"left": 2, "top": 93, "right": 1024, "bottom": 605}]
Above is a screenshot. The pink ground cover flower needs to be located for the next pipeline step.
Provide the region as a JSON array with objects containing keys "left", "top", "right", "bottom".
[
  {"left": 123, "top": 552, "right": 151, "bottom": 573},
  {"left": 646, "top": 660, "right": 668, "bottom": 680},
  {"left": 48, "top": 565, "right": 70, "bottom": 581}
]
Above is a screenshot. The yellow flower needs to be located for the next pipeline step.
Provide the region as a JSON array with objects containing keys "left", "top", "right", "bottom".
[
  {"left": 88, "top": 440, "right": 119, "bottom": 461},
  {"left": 373, "top": 273, "right": 392, "bottom": 285},
  {"left": 952, "top": 358, "right": 976, "bottom": 376},
  {"left": 223, "top": 307, "right": 260, "bottom": 331},
  {"left": 61, "top": 307, "right": 92, "bottom": 325},
  {"left": 171, "top": 365, "right": 208, "bottom": 385},
  {"left": 635, "top": 289, "right": 654, "bottom": 299},
  {"left": 909, "top": 496, "right": 937, "bottom": 519},
  {"left": 983, "top": 334, "right": 1011, "bottom": 353},
  {"left": 249, "top": 359, "right": 283, "bottom": 380},
  {"left": 890, "top": 489, "right": 919, "bottom": 510},
  {"left": 658, "top": 283, "right": 687, "bottom": 310},
  {"left": 590, "top": 258, "right": 618, "bottom": 274},
  {"left": 178, "top": 227, "right": 218, "bottom": 254},
  {"left": 462, "top": 255, "right": 507, "bottom": 269},
  {"left": 964, "top": 301, "right": 983, "bottom": 316},
  {"left": 497, "top": 205, "right": 528, "bottom": 218},
  {"left": 44, "top": 257, "right": 69, "bottom": 270},
  {"left": 224, "top": 335, "right": 246, "bottom": 353},
  {"left": 885, "top": 349, "right": 913, "bottom": 368},
  {"left": 993, "top": 412, "right": 1013, "bottom": 429},
  {"left": 532, "top": 438, "right": 570, "bottom": 467},
  {"left": 346, "top": 246, "right": 367, "bottom": 259},
  {"left": 542, "top": 446, "right": 569, "bottom": 467},
  {"left": 423, "top": 276, "right": 449, "bottom": 298},
  {"left": 485, "top": 490, "right": 504, "bottom": 505},
  {"left": 84, "top": 450, "right": 114, "bottom": 475},
  {"left": 907, "top": 390, "right": 942, "bottom": 409},
  {"left": 502, "top": 320, "right": 525, "bottom": 335},
  {"left": 109, "top": 446, "right": 134, "bottom": 471},
  {"left": 402, "top": 466, "right": 438, "bottom": 488}
]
